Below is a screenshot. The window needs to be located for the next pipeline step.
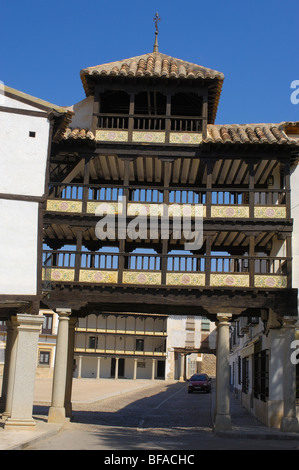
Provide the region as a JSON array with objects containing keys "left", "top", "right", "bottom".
[
  {"left": 201, "top": 318, "right": 210, "bottom": 331},
  {"left": 0, "top": 320, "right": 6, "bottom": 332},
  {"left": 89, "top": 336, "right": 98, "bottom": 349},
  {"left": 254, "top": 350, "right": 269, "bottom": 401},
  {"left": 136, "top": 339, "right": 144, "bottom": 351},
  {"left": 42, "top": 314, "right": 53, "bottom": 335},
  {"left": 242, "top": 357, "right": 249, "bottom": 393},
  {"left": 39, "top": 350, "right": 50, "bottom": 365}
]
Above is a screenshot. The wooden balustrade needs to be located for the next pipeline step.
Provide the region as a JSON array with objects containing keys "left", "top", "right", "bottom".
[
  {"left": 47, "top": 183, "right": 289, "bottom": 209},
  {"left": 42, "top": 250, "right": 290, "bottom": 288}
]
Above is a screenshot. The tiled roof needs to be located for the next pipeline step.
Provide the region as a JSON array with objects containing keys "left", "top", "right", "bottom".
[
  {"left": 60, "top": 122, "right": 299, "bottom": 147},
  {"left": 204, "top": 123, "right": 299, "bottom": 146},
  {"left": 80, "top": 52, "right": 224, "bottom": 124},
  {"left": 62, "top": 128, "right": 95, "bottom": 141},
  {"left": 80, "top": 52, "right": 224, "bottom": 83}
]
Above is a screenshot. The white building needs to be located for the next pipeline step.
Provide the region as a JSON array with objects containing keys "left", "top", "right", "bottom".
[{"left": 229, "top": 122, "right": 299, "bottom": 428}]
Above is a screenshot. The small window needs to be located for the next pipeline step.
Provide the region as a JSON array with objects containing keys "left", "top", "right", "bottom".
[
  {"left": 136, "top": 339, "right": 144, "bottom": 351},
  {"left": 89, "top": 336, "right": 98, "bottom": 349},
  {"left": 39, "top": 350, "right": 50, "bottom": 365},
  {"left": 29, "top": 131, "right": 36, "bottom": 137},
  {"left": 42, "top": 314, "right": 53, "bottom": 335}
]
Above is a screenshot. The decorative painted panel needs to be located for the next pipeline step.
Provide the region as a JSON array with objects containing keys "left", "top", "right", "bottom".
[
  {"left": 254, "top": 206, "right": 286, "bottom": 218},
  {"left": 210, "top": 274, "right": 250, "bottom": 287},
  {"left": 87, "top": 201, "right": 122, "bottom": 214},
  {"left": 168, "top": 204, "right": 205, "bottom": 217},
  {"left": 166, "top": 272, "right": 205, "bottom": 286},
  {"left": 211, "top": 206, "right": 250, "bottom": 218},
  {"left": 132, "top": 131, "right": 165, "bottom": 143},
  {"left": 46, "top": 200, "right": 82, "bottom": 213},
  {"left": 169, "top": 133, "right": 202, "bottom": 144},
  {"left": 79, "top": 270, "right": 118, "bottom": 283},
  {"left": 95, "top": 130, "right": 128, "bottom": 142},
  {"left": 254, "top": 275, "right": 287, "bottom": 288},
  {"left": 127, "top": 203, "right": 164, "bottom": 216},
  {"left": 42, "top": 268, "right": 75, "bottom": 282},
  {"left": 122, "top": 271, "right": 162, "bottom": 285}
]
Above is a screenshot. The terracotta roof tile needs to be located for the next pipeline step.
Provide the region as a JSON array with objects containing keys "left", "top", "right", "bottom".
[
  {"left": 204, "top": 123, "right": 299, "bottom": 146},
  {"left": 81, "top": 52, "right": 224, "bottom": 83},
  {"left": 60, "top": 123, "right": 299, "bottom": 147}
]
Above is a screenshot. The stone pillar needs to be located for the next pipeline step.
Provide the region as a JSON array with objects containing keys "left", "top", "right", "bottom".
[
  {"left": 179, "top": 353, "right": 185, "bottom": 381},
  {"left": 96, "top": 357, "right": 101, "bottom": 379},
  {"left": 77, "top": 355, "right": 82, "bottom": 378},
  {"left": 133, "top": 358, "right": 138, "bottom": 379},
  {"left": 65, "top": 316, "right": 77, "bottom": 418},
  {"left": 114, "top": 357, "right": 119, "bottom": 379},
  {"left": 280, "top": 317, "right": 299, "bottom": 432},
  {"left": 151, "top": 358, "right": 156, "bottom": 380},
  {"left": 268, "top": 329, "right": 284, "bottom": 427},
  {"left": 4, "top": 314, "right": 44, "bottom": 430},
  {"left": 214, "top": 314, "right": 232, "bottom": 431},
  {"left": 0, "top": 320, "right": 14, "bottom": 413},
  {"left": 48, "top": 309, "right": 71, "bottom": 424}
]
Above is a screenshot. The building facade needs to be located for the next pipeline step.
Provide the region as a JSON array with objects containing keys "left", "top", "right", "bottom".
[{"left": 0, "top": 41, "right": 299, "bottom": 432}]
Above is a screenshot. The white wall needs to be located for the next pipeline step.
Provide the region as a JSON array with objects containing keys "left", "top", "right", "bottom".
[
  {"left": 0, "top": 96, "right": 50, "bottom": 197},
  {"left": 0, "top": 93, "right": 51, "bottom": 296},
  {"left": 0, "top": 199, "right": 38, "bottom": 295}
]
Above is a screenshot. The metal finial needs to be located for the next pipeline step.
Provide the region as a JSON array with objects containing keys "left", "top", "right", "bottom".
[{"left": 153, "top": 12, "right": 161, "bottom": 52}]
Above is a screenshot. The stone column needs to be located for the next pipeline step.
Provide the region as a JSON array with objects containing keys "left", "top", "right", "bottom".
[
  {"left": 114, "top": 357, "right": 119, "bottom": 379},
  {"left": 280, "top": 317, "right": 299, "bottom": 433},
  {"left": 4, "top": 314, "right": 44, "bottom": 430},
  {"left": 214, "top": 314, "right": 232, "bottom": 431},
  {"left": 179, "top": 353, "right": 185, "bottom": 381},
  {"left": 0, "top": 320, "right": 14, "bottom": 413},
  {"left": 96, "top": 357, "right": 101, "bottom": 379},
  {"left": 151, "top": 358, "right": 156, "bottom": 380},
  {"left": 133, "top": 358, "right": 138, "bottom": 379},
  {"left": 65, "top": 316, "right": 77, "bottom": 418},
  {"left": 77, "top": 355, "right": 82, "bottom": 378},
  {"left": 48, "top": 309, "right": 71, "bottom": 424}
]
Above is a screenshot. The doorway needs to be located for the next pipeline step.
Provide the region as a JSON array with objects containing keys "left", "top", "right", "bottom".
[
  {"left": 157, "top": 360, "right": 165, "bottom": 379},
  {"left": 111, "top": 358, "right": 125, "bottom": 378}
]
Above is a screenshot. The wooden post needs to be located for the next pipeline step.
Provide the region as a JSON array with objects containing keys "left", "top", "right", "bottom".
[
  {"left": 74, "top": 230, "right": 83, "bottom": 282},
  {"left": 284, "top": 162, "right": 291, "bottom": 219},
  {"left": 249, "top": 235, "right": 255, "bottom": 288},
  {"left": 202, "top": 94, "right": 208, "bottom": 139},
  {"left": 82, "top": 156, "right": 90, "bottom": 213},
  {"left": 248, "top": 161, "right": 255, "bottom": 219}
]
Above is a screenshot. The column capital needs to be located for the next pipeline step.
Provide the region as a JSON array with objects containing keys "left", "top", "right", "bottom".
[
  {"left": 282, "top": 316, "right": 297, "bottom": 326},
  {"left": 56, "top": 309, "right": 72, "bottom": 319},
  {"left": 216, "top": 313, "right": 232, "bottom": 324}
]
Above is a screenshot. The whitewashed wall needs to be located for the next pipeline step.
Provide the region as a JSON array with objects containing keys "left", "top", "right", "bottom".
[{"left": 0, "top": 93, "right": 51, "bottom": 295}]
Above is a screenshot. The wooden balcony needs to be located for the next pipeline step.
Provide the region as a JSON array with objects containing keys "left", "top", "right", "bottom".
[
  {"left": 42, "top": 250, "right": 291, "bottom": 290},
  {"left": 95, "top": 113, "right": 204, "bottom": 144},
  {"left": 45, "top": 183, "right": 289, "bottom": 220}
]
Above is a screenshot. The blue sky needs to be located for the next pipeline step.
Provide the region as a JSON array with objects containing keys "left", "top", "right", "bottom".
[{"left": 1, "top": 0, "right": 298, "bottom": 125}]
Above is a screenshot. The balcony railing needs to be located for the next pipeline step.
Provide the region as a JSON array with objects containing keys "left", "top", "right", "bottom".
[
  {"left": 97, "top": 114, "right": 203, "bottom": 133},
  {"left": 46, "top": 183, "right": 289, "bottom": 219},
  {"left": 42, "top": 250, "right": 291, "bottom": 289}
]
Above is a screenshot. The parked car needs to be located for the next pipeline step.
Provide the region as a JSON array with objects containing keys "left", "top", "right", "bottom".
[{"left": 188, "top": 373, "right": 211, "bottom": 393}]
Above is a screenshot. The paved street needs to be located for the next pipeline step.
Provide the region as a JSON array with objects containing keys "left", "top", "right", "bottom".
[{"left": 26, "top": 380, "right": 299, "bottom": 451}]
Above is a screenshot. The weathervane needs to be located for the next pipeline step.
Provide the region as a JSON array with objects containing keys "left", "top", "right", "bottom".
[{"left": 153, "top": 12, "right": 161, "bottom": 52}]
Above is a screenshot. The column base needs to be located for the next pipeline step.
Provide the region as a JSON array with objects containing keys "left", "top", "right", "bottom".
[
  {"left": 280, "top": 417, "right": 299, "bottom": 433},
  {"left": 4, "top": 417, "right": 36, "bottom": 431},
  {"left": 48, "top": 406, "right": 66, "bottom": 424},
  {"left": 214, "top": 414, "right": 232, "bottom": 431}
]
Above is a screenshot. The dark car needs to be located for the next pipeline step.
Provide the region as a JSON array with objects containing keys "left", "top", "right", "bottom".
[{"left": 188, "top": 373, "right": 211, "bottom": 393}]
